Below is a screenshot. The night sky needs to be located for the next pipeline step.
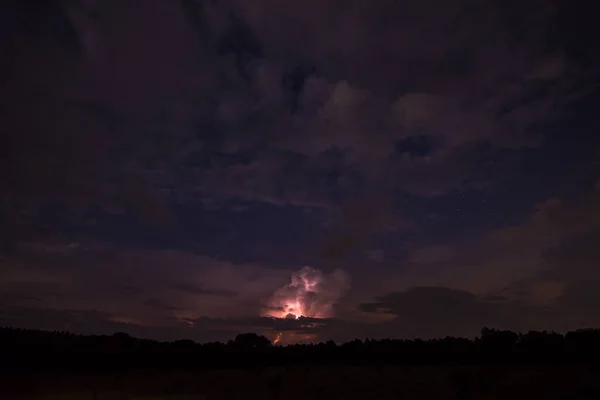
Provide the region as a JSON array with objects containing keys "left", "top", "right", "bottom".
[{"left": 1, "top": 0, "right": 600, "bottom": 344}]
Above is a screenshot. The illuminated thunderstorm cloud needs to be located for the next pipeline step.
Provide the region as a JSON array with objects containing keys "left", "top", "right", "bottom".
[{"left": 262, "top": 266, "right": 350, "bottom": 320}]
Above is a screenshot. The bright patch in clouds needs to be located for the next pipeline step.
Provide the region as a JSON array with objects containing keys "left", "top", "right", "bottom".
[{"left": 262, "top": 266, "right": 350, "bottom": 319}]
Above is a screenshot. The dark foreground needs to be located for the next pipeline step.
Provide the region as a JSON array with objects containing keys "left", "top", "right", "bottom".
[
  {"left": 3, "top": 364, "right": 600, "bottom": 399},
  {"left": 2, "top": 327, "right": 600, "bottom": 399}
]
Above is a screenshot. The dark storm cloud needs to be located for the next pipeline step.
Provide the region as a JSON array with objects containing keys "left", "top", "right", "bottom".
[
  {"left": 350, "top": 183, "right": 600, "bottom": 338},
  {"left": 355, "top": 279, "right": 600, "bottom": 341},
  {"left": 0, "top": 239, "right": 297, "bottom": 324},
  {"left": 171, "top": 283, "right": 238, "bottom": 298},
  {"left": 195, "top": 315, "right": 331, "bottom": 334},
  {"left": 2, "top": 180, "right": 600, "bottom": 341},
  {"left": 387, "top": 184, "right": 600, "bottom": 292},
  {"left": 142, "top": 298, "right": 181, "bottom": 312},
  {"left": 531, "top": 192, "right": 600, "bottom": 330},
  {"left": 2, "top": 0, "right": 600, "bottom": 343},
  {"left": 0, "top": 306, "right": 333, "bottom": 343},
  {"left": 0, "top": 0, "right": 87, "bottom": 56},
  {"left": 2, "top": 0, "right": 594, "bottom": 212},
  {"left": 0, "top": 306, "right": 202, "bottom": 342},
  {"left": 357, "top": 287, "right": 536, "bottom": 339}
]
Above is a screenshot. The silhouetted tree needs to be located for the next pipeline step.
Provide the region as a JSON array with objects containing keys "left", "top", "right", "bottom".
[
  {"left": 3, "top": 325, "right": 600, "bottom": 372},
  {"left": 231, "top": 332, "right": 272, "bottom": 350},
  {"left": 480, "top": 327, "right": 519, "bottom": 360}
]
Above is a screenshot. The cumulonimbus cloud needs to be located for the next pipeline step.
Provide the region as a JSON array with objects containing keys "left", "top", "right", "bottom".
[{"left": 262, "top": 266, "right": 350, "bottom": 320}]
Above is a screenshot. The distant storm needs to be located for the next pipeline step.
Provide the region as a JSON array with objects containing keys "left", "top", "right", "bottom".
[{"left": 262, "top": 266, "right": 350, "bottom": 320}]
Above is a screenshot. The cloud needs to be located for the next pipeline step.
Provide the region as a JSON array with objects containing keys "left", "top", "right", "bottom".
[
  {"left": 6, "top": 182, "right": 597, "bottom": 343},
  {"left": 387, "top": 183, "right": 600, "bottom": 295},
  {"left": 351, "top": 182, "right": 600, "bottom": 336},
  {"left": 0, "top": 240, "right": 293, "bottom": 326},
  {"left": 0, "top": 306, "right": 222, "bottom": 342},
  {"left": 0, "top": 305, "right": 340, "bottom": 343},
  {"left": 142, "top": 298, "right": 181, "bottom": 311},
  {"left": 3, "top": 192, "right": 600, "bottom": 343},
  {"left": 262, "top": 266, "right": 350, "bottom": 320},
  {"left": 317, "top": 193, "right": 404, "bottom": 261},
  {"left": 2, "top": 1, "right": 600, "bottom": 343},
  {"left": 356, "top": 285, "right": 552, "bottom": 339},
  {"left": 170, "top": 283, "right": 238, "bottom": 298},
  {"left": 526, "top": 54, "right": 567, "bottom": 80},
  {"left": 3, "top": 0, "right": 595, "bottom": 217}
]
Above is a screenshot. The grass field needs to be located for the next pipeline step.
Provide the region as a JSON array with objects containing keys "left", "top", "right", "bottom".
[{"left": 5, "top": 364, "right": 599, "bottom": 399}]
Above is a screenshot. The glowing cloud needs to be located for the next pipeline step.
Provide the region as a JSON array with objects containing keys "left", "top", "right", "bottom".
[{"left": 262, "top": 266, "right": 350, "bottom": 319}]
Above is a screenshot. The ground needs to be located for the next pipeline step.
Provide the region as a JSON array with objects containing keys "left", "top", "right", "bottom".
[{"left": 4, "top": 365, "right": 599, "bottom": 399}]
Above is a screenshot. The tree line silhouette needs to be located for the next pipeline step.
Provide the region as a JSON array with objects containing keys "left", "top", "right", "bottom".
[{"left": 2, "top": 326, "right": 600, "bottom": 373}]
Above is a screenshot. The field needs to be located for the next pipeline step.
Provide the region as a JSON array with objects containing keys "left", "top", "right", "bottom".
[{"left": 4, "top": 364, "right": 599, "bottom": 399}]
